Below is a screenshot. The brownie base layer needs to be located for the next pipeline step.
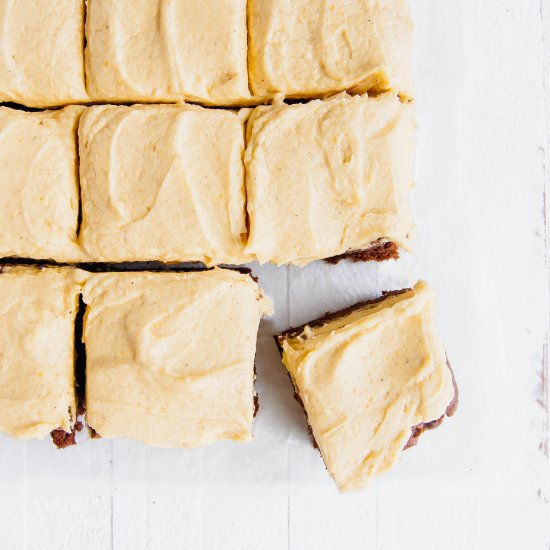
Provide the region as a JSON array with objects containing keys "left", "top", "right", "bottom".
[
  {"left": 404, "top": 366, "right": 459, "bottom": 449},
  {"left": 253, "top": 363, "right": 260, "bottom": 417},
  {"left": 275, "top": 289, "right": 459, "bottom": 453},
  {"left": 50, "top": 418, "right": 83, "bottom": 449},
  {"left": 50, "top": 428, "right": 76, "bottom": 449},
  {"left": 88, "top": 427, "right": 101, "bottom": 439},
  {"left": 325, "top": 241, "right": 399, "bottom": 265}
]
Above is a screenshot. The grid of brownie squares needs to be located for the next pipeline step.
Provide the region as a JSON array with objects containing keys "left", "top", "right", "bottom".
[{"left": 0, "top": 0, "right": 457, "bottom": 493}]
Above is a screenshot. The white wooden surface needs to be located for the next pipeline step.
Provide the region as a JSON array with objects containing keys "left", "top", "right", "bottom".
[{"left": 0, "top": 1, "right": 549, "bottom": 548}]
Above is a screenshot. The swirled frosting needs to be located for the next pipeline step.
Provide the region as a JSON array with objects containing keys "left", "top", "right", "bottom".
[
  {"left": 248, "top": 0, "right": 414, "bottom": 99},
  {"left": 0, "top": 267, "right": 84, "bottom": 440},
  {"left": 0, "top": 0, "right": 88, "bottom": 107},
  {"left": 0, "top": 107, "right": 84, "bottom": 262},
  {"left": 85, "top": 0, "right": 251, "bottom": 105},
  {"left": 281, "top": 281, "right": 455, "bottom": 492},
  {"left": 82, "top": 269, "right": 273, "bottom": 448},
  {"left": 79, "top": 104, "right": 250, "bottom": 265},
  {"left": 245, "top": 93, "right": 415, "bottom": 265}
]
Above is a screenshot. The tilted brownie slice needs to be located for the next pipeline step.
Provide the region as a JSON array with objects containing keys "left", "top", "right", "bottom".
[
  {"left": 276, "top": 281, "right": 458, "bottom": 492},
  {"left": 82, "top": 268, "right": 272, "bottom": 449},
  {"left": 0, "top": 267, "right": 85, "bottom": 448},
  {"left": 245, "top": 93, "right": 415, "bottom": 266}
]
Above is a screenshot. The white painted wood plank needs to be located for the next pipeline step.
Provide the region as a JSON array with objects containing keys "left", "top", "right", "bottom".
[
  {"left": 0, "top": 497, "right": 25, "bottom": 549},
  {"left": 540, "top": 0, "right": 550, "bottom": 506},
  {"left": 539, "top": 0, "right": 550, "bottom": 520},
  {"left": 112, "top": 497, "right": 148, "bottom": 550},
  {"left": 112, "top": 496, "right": 202, "bottom": 550},
  {"left": 444, "top": 0, "right": 548, "bottom": 502},
  {"left": 200, "top": 496, "right": 288, "bottom": 550},
  {"left": 111, "top": 496, "right": 287, "bottom": 550},
  {"left": 146, "top": 497, "right": 202, "bottom": 549},
  {"left": 26, "top": 497, "right": 111, "bottom": 550},
  {"left": 288, "top": 493, "right": 377, "bottom": 550},
  {"left": 377, "top": 494, "right": 478, "bottom": 550},
  {"left": 377, "top": 490, "right": 549, "bottom": 550}
]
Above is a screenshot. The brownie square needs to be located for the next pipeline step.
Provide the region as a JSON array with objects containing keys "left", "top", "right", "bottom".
[
  {"left": 0, "top": 0, "right": 87, "bottom": 107},
  {"left": 277, "top": 281, "right": 457, "bottom": 492},
  {"left": 245, "top": 93, "right": 415, "bottom": 265},
  {"left": 0, "top": 107, "right": 84, "bottom": 262},
  {"left": 248, "top": 0, "right": 414, "bottom": 100},
  {"left": 85, "top": 0, "right": 250, "bottom": 105},
  {"left": 82, "top": 269, "right": 272, "bottom": 448},
  {"left": 0, "top": 267, "right": 83, "bottom": 447},
  {"left": 78, "top": 104, "right": 250, "bottom": 265}
]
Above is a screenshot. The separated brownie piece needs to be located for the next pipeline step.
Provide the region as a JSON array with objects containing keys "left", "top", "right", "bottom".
[
  {"left": 82, "top": 269, "right": 273, "bottom": 448},
  {"left": 85, "top": 0, "right": 251, "bottom": 105},
  {"left": 0, "top": 0, "right": 88, "bottom": 107},
  {"left": 0, "top": 267, "right": 84, "bottom": 447},
  {"left": 277, "top": 281, "right": 457, "bottom": 492},
  {"left": 245, "top": 93, "right": 415, "bottom": 265},
  {"left": 248, "top": 0, "right": 414, "bottom": 100},
  {"left": 0, "top": 107, "right": 84, "bottom": 262},
  {"left": 78, "top": 104, "right": 250, "bottom": 265}
]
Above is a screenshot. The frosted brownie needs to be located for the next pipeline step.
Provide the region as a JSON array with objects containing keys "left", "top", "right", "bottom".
[
  {"left": 245, "top": 93, "right": 415, "bottom": 265},
  {"left": 82, "top": 269, "right": 272, "bottom": 448},
  {"left": 248, "top": 0, "right": 414, "bottom": 100},
  {"left": 78, "top": 104, "right": 250, "bottom": 265},
  {"left": 0, "top": 267, "right": 84, "bottom": 447},
  {"left": 0, "top": 0, "right": 87, "bottom": 107},
  {"left": 0, "top": 107, "right": 84, "bottom": 262},
  {"left": 85, "top": 0, "right": 251, "bottom": 105},
  {"left": 276, "top": 281, "right": 457, "bottom": 492}
]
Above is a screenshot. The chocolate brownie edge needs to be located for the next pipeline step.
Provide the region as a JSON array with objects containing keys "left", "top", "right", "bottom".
[
  {"left": 325, "top": 241, "right": 399, "bottom": 265},
  {"left": 277, "top": 288, "right": 411, "bottom": 345},
  {"left": 50, "top": 428, "right": 77, "bottom": 449}
]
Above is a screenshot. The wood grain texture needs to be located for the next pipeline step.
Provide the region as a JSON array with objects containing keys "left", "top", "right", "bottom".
[{"left": 0, "top": 1, "right": 548, "bottom": 548}]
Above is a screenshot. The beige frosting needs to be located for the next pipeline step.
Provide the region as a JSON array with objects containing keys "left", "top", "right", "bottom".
[
  {"left": 0, "top": 0, "right": 88, "bottom": 107},
  {"left": 248, "top": 0, "right": 414, "bottom": 99},
  {"left": 85, "top": 0, "right": 251, "bottom": 105},
  {"left": 82, "top": 269, "right": 272, "bottom": 448},
  {"left": 79, "top": 104, "right": 250, "bottom": 265},
  {"left": 281, "top": 281, "right": 454, "bottom": 492},
  {"left": 0, "top": 267, "right": 84, "bottom": 440},
  {"left": 0, "top": 107, "right": 85, "bottom": 262},
  {"left": 245, "top": 93, "right": 415, "bottom": 265}
]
